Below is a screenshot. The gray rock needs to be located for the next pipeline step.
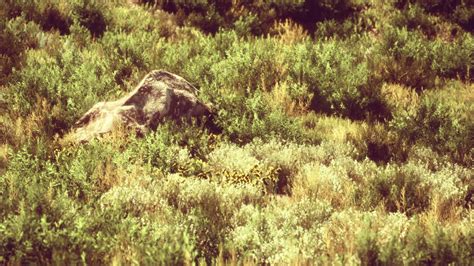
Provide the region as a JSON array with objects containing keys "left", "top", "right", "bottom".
[{"left": 73, "top": 70, "right": 213, "bottom": 142}]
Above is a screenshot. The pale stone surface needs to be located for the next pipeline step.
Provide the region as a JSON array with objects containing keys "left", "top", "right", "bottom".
[{"left": 73, "top": 70, "right": 213, "bottom": 142}]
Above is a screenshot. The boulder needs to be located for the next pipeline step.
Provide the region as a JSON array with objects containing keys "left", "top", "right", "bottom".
[{"left": 72, "top": 70, "right": 215, "bottom": 142}]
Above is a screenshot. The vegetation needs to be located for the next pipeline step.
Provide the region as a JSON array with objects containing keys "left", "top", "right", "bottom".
[{"left": 0, "top": 0, "right": 473, "bottom": 264}]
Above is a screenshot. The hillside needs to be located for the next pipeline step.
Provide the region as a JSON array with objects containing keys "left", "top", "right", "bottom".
[{"left": 0, "top": 0, "right": 473, "bottom": 264}]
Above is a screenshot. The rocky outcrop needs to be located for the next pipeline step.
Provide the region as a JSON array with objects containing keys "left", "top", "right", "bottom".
[{"left": 72, "top": 70, "right": 215, "bottom": 142}]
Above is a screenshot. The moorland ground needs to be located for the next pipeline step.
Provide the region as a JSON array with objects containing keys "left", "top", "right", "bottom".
[{"left": 0, "top": 0, "right": 473, "bottom": 264}]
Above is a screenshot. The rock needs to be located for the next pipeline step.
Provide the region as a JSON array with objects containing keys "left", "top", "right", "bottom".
[{"left": 72, "top": 70, "right": 216, "bottom": 142}]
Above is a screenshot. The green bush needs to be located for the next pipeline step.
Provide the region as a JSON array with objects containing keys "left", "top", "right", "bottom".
[
  {"left": 365, "top": 163, "right": 431, "bottom": 214},
  {"left": 393, "top": 4, "right": 440, "bottom": 35},
  {"left": 72, "top": 1, "right": 108, "bottom": 38},
  {"left": 213, "top": 90, "right": 305, "bottom": 144},
  {"left": 140, "top": 0, "right": 365, "bottom": 35},
  {"left": 229, "top": 198, "right": 333, "bottom": 264},
  {"left": 305, "top": 39, "right": 389, "bottom": 120},
  {"left": 0, "top": 17, "right": 40, "bottom": 83},
  {"left": 397, "top": 0, "right": 474, "bottom": 33},
  {"left": 390, "top": 86, "right": 473, "bottom": 165},
  {"left": 4, "top": 45, "right": 116, "bottom": 136}
]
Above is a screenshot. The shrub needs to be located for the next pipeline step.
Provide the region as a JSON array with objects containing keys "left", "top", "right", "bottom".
[
  {"left": 365, "top": 163, "right": 431, "bottom": 214},
  {"left": 431, "top": 33, "right": 473, "bottom": 80},
  {"left": 397, "top": 0, "right": 474, "bottom": 33},
  {"left": 0, "top": 17, "right": 40, "bottom": 83},
  {"left": 308, "top": 40, "right": 366, "bottom": 118},
  {"left": 72, "top": 1, "right": 108, "bottom": 38},
  {"left": 229, "top": 198, "right": 333, "bottom": 264},
  {"left": 375, "top": 26, "right": 438, "bottom": 89},
  {"left": 320, "top": 210, "right": 473, "bottom": 264},
  {"left": 4, "top": 44, "right": 117, "bottom": 137},
  {"left": 213, "top": 90, "right": 305, "bottom": 144},
  {"left": 303, "top": 39, "right": 390, "bottom": 120},
  {"left": 301, "top": 114, "right": 366, "bottom": 144},
  {"left": 391, "top": 4, "right": 438, "bottom": 37},
  {"left": 158, "top": 174, "right": 262, "bottom": 261},
  {"left": 250, "top": 139, "right": 361, "bottom": 195},
  {"left": 140, "top": 0, "right": 365, "bottom": 35},
  {"left": 452, "top": 3, "right": 474, "bottom": 32},
  {"left": 390, "top": 85, "right": 473, "bottom": 165},
  {"left": 210, "top": 38, "right": 288, "bottom": 92},
  {"left": 373, "top": 26, "right": 472, "bottom": 89},
  {"left": 293, "top": 161, "right": 360, "bottom": 208},
  {"left": 40, "top": 4, "right": 72, "bottom": 35}
]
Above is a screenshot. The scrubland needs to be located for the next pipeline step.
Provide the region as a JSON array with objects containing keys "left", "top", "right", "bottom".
[{"left": 0, "top": 0, "right": 473, "bottom": 264}]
